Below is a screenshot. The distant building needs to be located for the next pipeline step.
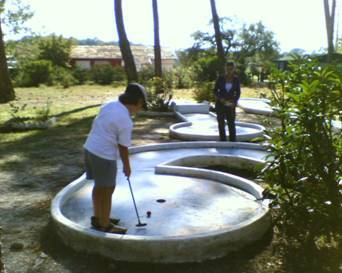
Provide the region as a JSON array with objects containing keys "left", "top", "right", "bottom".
[
  {"left": 69, "top": 45, "right": 177, "bottom": 71},
  {"left": 274, "top": 55, "right": 294, "bottom": 71},
  {"left": 274, "top": 53, "right": 342, "bottom": 71}
]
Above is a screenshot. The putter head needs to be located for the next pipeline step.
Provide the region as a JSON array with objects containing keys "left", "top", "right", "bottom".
[{"left": 136, "top": 223, "right": 147, "bottom": 227}]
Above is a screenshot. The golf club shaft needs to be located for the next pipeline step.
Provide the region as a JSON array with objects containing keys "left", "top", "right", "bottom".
[{"left": 126, "top": 177, "right": 142, "bottom": 224}]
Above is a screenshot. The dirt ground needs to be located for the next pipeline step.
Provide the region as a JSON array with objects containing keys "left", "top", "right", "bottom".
[{"left": 0, "top": 108, "right": 283, "bottom": 273}]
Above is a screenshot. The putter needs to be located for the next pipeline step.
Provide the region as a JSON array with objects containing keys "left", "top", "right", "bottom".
[{"left": 126, "top": 177, "right": 147, "bottom": 227}]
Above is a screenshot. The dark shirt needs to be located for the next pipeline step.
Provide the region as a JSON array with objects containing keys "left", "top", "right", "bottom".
[{"left": 213, "top": 75, "right": 241, "bottom": 104}]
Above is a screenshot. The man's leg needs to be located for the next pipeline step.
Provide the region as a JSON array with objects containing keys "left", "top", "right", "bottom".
[
  {"left": 216, "top": 105, "right": 227, "bottom": 141},
  {"left": 227, "top": 106, "right": 236, "bottom": 141},
  {"left": 93, "top": 186, "right": 115, "bottom": 228},
  {"left": 92, "top": 186, "right": 101, "bottom": 218}
]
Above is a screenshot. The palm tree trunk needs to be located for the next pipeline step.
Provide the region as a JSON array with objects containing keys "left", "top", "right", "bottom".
[
  {"left": 152, "top": 0, "right": 162, "bottom": 78},
  {"left": 323, "top": 0, "right": 336, "bottom": 62},
  {"left": 209, "top": 0, "right": 226, "bottom": 75},
  {"left": 0, "top": 18, "right": 15, "bottom": 103},
  {"left": 114, "top": 0, "right": 138, "bottom": 82}
]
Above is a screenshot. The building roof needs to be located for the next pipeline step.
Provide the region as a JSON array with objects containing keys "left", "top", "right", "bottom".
[
  {"left": 70, "top": 45, "right": 177, "bottom": 60},
  {"left": 70, "top": 45, "right": 122, "bottom": 59}
]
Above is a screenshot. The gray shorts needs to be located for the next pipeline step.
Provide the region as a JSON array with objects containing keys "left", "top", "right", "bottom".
[{"left": 84, "top": 149, "right": 117, "bottom": 188}]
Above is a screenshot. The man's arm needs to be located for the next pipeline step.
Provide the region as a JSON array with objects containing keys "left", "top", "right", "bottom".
[
  {"left": 118, "top": 144, "right": 131, "bottom": 178},
  {"left": 213, "top": 77, "right": 221, "bottom": 100},
  {"left": 234, "top": 78, "right": 241, "bottom": 104},
  {"left": 213, "top": 76, "right": 226, "bottom": 104}
]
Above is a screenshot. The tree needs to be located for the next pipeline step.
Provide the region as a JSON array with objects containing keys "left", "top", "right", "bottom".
[
  {"left": 192, "top": 17, "right": 237, "bottom": 54},
  {"left": 152, "top": 0, "right": 162, "bottom": 78},
  {"left": 186, "top": 19, "right": 279, "bottom": 84},
  {"left": 235, "top": 22, "right": 279, "bottom": 60},
  {"left": 234, "top": 21, "right": 279, "bottom": 83},
  {"left": 114, "top": 0, "right": 138, "bottom": 82},
  {"left": 38, "top": 35, "right": 74, "bottom": 67},
  {"left": 0, "top": 0, "right": 32, "bottom": 103},
  {"left": 0, "top": 11, "right": 13, "bottom": 103},
  {"left": 323, "top": 0, "right": 336, "bottom": 61},
  {"left": 209, "top": 0, "right": 225, "bottom": 75}
]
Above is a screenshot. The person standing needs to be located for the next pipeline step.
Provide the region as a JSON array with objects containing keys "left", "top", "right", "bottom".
[
  {"left": 84, "top": 83, "right": 147, "bottom": 234},
  {"left": 213, "top": 61, "right": 241, "bottom": 141}
]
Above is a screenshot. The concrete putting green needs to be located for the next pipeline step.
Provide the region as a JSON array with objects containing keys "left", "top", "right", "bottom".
[
  {"left": 238, "top": 98, "right": 276, "bottom": 116},
  {"left": 169, "top": 100, "right": 265, "bottom": 141},
  {"left": 51, "top": 142, "right": 271, "bottom": 263}
]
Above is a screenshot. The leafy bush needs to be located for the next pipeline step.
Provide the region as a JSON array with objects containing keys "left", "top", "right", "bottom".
[
  {"left": 146, "top": 77, "right": 173, "bottom": 112},
  {"left": 262, "top": 56, "right": 342, "bottom": 246},
  {"left": 192, "top": 55, "right": 220, "bottom": 83},
  {"left": 72, "top": 66, "right": 89, "bottom": 85},
  {"left": 138, "top": 65, "right": 175, "bottom": 88},
  {"left": 111, "top": 66, "right": 127, "bottom": 82},
  {"left": 90, "top": 64, "right": 115, "bottom": 85},
  {"left": 192, "top": 81, "right": 215, "bottom": 103},
  {"left": 173, "top": 67, "right": 194, "bottom": 89},
  {"left": 138, "top": 65, "right": 155, "bottom": 86},
  {"left": 17, "top": 60, "right": 53, "bottom": 87},
  {"left": 51, "top": 67, "right": 77, "bottom": 88}
]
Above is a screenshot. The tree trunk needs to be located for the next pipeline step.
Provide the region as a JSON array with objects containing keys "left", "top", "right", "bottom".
[
  {"left": 0, "top": 18, "right": 15, "bottom": 103},
  {"left": 209, "top": 0, "right": 226, "bottom": 75},
  {"left": 152, "top": 0, "right": 162, "bottom": 78},
  {"left": 114, "top": 0, "right": 138, "bottom": 82},
  {"left": 323, "top": 0, "right": 336, "bottom": 62}
]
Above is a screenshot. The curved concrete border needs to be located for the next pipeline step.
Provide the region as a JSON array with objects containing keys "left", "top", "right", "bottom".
[
  {"left": 238, "top": 98, "right": 341, "bottom": 132},
  {"left": 51, "top": 142, "right": 271, "bottom": 263},
  {"left": 238, "top": 98, "right": 277, "bottom": 116},
  {"left": 169, "top": 100, "right": 210, "bottom": 114},
  {"left": 170, "top": 111, "right": 265, "bottom": 141}
]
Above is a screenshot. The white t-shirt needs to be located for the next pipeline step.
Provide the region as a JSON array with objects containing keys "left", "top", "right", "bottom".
[{"left": 84, "top": 100, "right": 133, "bottom": 160}]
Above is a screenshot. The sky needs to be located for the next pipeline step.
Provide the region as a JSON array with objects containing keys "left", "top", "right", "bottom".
[{"left": 7, "top": 0, "right": 342, "bottom": 53}]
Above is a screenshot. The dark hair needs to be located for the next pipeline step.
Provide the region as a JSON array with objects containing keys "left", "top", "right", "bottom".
[{"left": 119, "top": 83, "right": 147, "bottom": 109}]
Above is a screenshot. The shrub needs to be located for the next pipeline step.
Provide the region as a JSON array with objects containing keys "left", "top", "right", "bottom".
[
  {"left": 138, "top": 65, "right": 175, "bottom": 90},
  {"left": 17, "top": 60, "right": 53, "bottom": 87},
  {"left": 173, "top": 67, "right": 194, "bottom": 89},
  {"left": 138, "top": 65, "right": 154, "bottom": 86},
  {"left": 90, "top": 64, "right": 115, "bottom": 85},
  {"left": 192, "top": 81, "right": 215, "bottom": 103},
  {"left": 146, "top": 77, "right": 173, "bottom": 112},
  {"left": 191, "top": 55, "right": 220, "bottom": 83},
  {"left": 51, "top": 67, "right": 77, "bottom": 88},
  {"left": 111, "top": 66, "right": 126, "bottom": 82},
  {"left": 261, "top": 56, "right": 342, "bottom": 246},
  {"left": 72, "top": 67, "right": 89, "bottom": 85}
]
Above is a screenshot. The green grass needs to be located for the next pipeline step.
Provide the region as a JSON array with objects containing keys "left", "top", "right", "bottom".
[
  {"left": 0, "top": 84, "right": 123, "bottom": 122},
  {"left": 0, "top": 85, "right": 122, "bottom": 190},
  {"left": 0, "top": 84, "right": 177, "bottom": 187}
]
